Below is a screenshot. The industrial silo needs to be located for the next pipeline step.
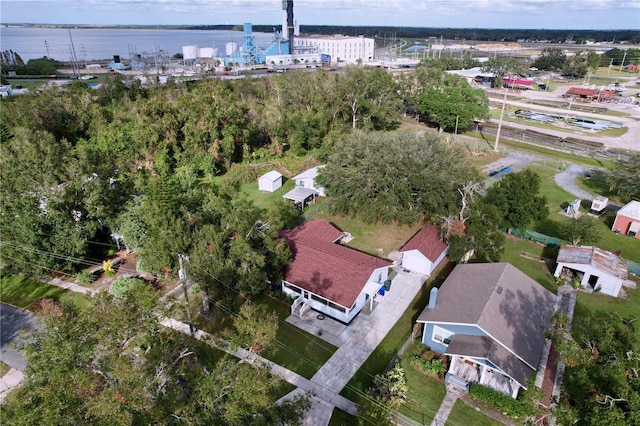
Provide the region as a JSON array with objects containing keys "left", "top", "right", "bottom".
[
  {"left": 182, "top": 45, "right": 199, "bottom": 61},
  {"left": 225, "top": 42, "right": 238, "bottom": 56},
  {"left": 199, "top": 47, "right": 215, "bottom": 58}
]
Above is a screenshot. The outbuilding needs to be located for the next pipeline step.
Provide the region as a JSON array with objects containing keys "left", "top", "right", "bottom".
[
  {"left": 399, "top": 226, "right": 449, "bottom": 276},
  {"left": 258, "top": 170, "right": 283, "bottom": 193},
  {"left": 554, "top": 245, "right": 628, "bottom": 297}
]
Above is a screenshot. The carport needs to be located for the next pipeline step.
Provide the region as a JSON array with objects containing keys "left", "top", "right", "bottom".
[{"left": 282, "top": 187, "right": 317, "bottom": 211}]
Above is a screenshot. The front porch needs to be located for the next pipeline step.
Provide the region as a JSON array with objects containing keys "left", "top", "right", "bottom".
[{"left": 447, "top": 356, "right": 520, "bottom": 398}]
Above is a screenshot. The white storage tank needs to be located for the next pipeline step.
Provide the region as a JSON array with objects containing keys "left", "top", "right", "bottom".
[
  {"left": 225, "top": 42, "right": 238, "bottom": 56},
  {"left": 182, "top": 45, "right": 199, "bottom": 60},
  {"left": 199, "top": 47, "right": 215, "bottom": 58}
]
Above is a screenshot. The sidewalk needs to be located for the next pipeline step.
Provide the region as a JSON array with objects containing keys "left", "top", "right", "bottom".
[
  {"left": 282, "top": 270, "right": 427, "bottom": 425},
  {"left": 0, "top": 368, "right": 24, "bottom": 404},
  {"left": 48, "top": 277, "right": 96, "bottom": 295}
]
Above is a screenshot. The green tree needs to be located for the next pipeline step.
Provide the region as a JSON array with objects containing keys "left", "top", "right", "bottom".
[
  {"left": 486, "top": 170, "right": 549, "bottom": 230},
  {"left": 318, "top": 130, "right": 479, "bottom": 224},
  {"left": 226, "top": 302, "right": 278, "bottom": 354},
  {"left": 532, "top": 48, "right": 567, "bottom": 71},
  {"left": 417, "top": 72, "right": 489, "bottom": 132},
  {"left": 483, "top": 56, "right": 523, "bottom": 87},
  {"left": 560, "top": 215, "right": 602, "bottom": 245},
  {"left": 562, "top": 50, "right": 600, "bottom": 78},
  {"left": 605, "top": 153, "right": 640, "bottom": 202}
]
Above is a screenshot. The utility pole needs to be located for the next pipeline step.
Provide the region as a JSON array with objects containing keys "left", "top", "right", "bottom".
[
  {"left": 494, "top": 87, "right": 508, "bottom": 152},
  {"left": 178, "top": 254, "right": 195, "bottom": 336},
  {"left": 617, "top": 49, "right": 628, "bottom": 75}
]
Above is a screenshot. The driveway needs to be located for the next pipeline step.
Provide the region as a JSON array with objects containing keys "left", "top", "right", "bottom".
[
  {"left": 553, "top": 165, "right": 596, "bottom": 200},
  {"left": 1, "top": 303, "right": 37, "bottom": 371}
]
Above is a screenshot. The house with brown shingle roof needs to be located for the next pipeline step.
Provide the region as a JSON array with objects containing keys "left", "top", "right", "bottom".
[
  {"left": 280, "top": 220, "right": 392, "bottom": 324},
  {"left": 416, "top": 263, "right": 556, "bottom": 398},
  {"left": 399, "top": 226, "right": 449, "bottom": 276}
]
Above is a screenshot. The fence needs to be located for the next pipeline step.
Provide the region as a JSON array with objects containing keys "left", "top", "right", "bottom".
[
  {"left": 510, "top": 229, "right": 562, "bottom": 248},
  {"left": 624, "top": 259, "right": 640, "bottom": 277}
]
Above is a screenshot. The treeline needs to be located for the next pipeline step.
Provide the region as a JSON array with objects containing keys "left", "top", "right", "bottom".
[{"left": 188, "top": 25, "right": 640, "bottom": 44}]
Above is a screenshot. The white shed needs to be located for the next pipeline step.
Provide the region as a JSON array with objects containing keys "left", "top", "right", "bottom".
[
  {"left": 399, "top": 226, "right": 449, "bottom": 276},
  {"left": 258, "top": 171, "right": 283, "bottom": 193},
  {"left": 554, "top": 245, "right": 627, "bottom": 297}
]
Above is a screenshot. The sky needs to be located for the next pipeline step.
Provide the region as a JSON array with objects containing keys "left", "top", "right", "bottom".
[{"left": 1, "top": 0, "right": 639, "bottom": 30}]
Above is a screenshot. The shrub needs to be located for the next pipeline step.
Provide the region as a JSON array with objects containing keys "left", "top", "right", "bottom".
[
  {"left": 469, "top": 384, "right": 527, "bottom": 418},
  {"left": 109, "top": 277, "right": 147, "bottom": 299},
  {"left": 189, "top": 283, "right": 201, "bottom": 294},
  {"left": 75, "top": 271, "right": 95, "bottom": 285},
  {"left": 409, "top": 354, "right": 446, "bottom": 376}
]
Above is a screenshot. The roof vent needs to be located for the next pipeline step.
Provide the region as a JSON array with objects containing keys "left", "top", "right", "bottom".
[
  {"left": 496, "top": 286, "right": 503, "bottom": 294},
  {"left": 427, "top": 287, "right": 438, "bottom": 309}
]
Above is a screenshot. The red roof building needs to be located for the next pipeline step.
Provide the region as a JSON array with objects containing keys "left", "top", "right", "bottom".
[
  {"left": 280, "top": 220, "right": 392, "bottom": 323},
  {"left": 399, "top": 226, "right": 449, "bottom": 275}
]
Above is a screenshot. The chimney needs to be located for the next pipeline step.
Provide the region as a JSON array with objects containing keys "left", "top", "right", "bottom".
[{"left": 427, "top": 288, "right": 438, "bottom": 309}]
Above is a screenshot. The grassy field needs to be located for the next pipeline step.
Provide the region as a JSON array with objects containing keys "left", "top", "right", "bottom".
[
  {"left": 237, "top": 178, "right": 296, "bottom": 210},
  {"left": 307, "top": 211, "right": 423, "bottom": 256},
  {"left": 256, "top": 294, "right": 338, "bottom": 379},
  {"left": 525, "top": 163, "right": 640, "bottom": 264},
  {"left": 445, "top": 400, "right": 504, "bottom": 426},
  {"left": 328, "top": 407, "right": 358, "bottom": 425},
  {"left": 0, "top": 275, "right": 86, "bottom": 310}
]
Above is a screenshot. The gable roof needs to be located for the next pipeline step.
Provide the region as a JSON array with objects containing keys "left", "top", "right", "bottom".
[
  {"left": 417, "top": 263, "right": 555, "bottom": 369},
  {"left": 445, "top": 334, "right": 533, "bottom": 387},
  {"left": 557, "top": 245, "right": 628, "bottom": 280},
  {"left": 259, "top": 170, "right": 282, "bottom": 182},
  {"left": 280, "top": 220, "right": 391, "bottom": 308},
  {"left": 400, "top": 226, "right": 448, "bottom": 262},
  {"left": 617, "top": 200, "right": 640, "bottom": 220},
  {"left": 293, "top": 165, "right": 324, "bottom": 181}
]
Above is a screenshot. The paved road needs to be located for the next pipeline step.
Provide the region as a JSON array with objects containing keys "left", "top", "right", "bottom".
[
  {"left": 1, "top": 303, "right": 37, "bottom": 371},
  {"left": 553, "top": 165, "right": 596, "bottom": 201}
]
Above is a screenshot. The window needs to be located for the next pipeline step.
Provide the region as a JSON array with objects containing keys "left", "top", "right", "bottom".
[{"left": 432, "top": 326, "right": 454, "bottom": 346}]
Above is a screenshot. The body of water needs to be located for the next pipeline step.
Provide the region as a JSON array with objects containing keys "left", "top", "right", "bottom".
[{"left": 0, "top": 27, "right": 274, "bottom": 62}]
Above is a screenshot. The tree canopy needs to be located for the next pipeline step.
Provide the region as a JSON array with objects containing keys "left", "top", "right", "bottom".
[
  {"left": 1, "top": 292, "right": 309, "bottom": 425},
  {"left": 318, "top": 130, "right": 479, "bottom": 224},
  {"left": 485, "top": 169, "right": 549, "bottom": 230}
]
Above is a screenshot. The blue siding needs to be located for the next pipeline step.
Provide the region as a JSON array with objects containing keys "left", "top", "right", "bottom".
[{"left": 422, "top": 323, "right": 486, "bottom": 354}]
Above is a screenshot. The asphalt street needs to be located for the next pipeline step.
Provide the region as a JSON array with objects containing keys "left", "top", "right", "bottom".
[{"left": 1, "top": 303, "right": 37, "bottom": 371}]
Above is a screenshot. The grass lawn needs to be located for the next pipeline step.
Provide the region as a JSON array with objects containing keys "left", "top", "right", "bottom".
[
  {"left": 524, "top": 163, "right": 640, "bottom": 264},
  {"left": 238, "top": 178, "right": 296, "bottom": 210},
  {"left": 0, "top": 362, "right": 10, "bottom": 378},
  {"left": 573, "top": 286, "right": 640, "bottom": 339},
  {"left": 0, "top": 275, "right": 87, "bottom": 310},
  {"left": 340, "top": 262, "right": 454, "bottom": 409},
  {"left": 307, "top": 211, "right": 423, "bottom": 256},
  {"left": 328, "top": 407, "right": 358, "bottom": 425},
  {"left": 445, "top": 400, "right": 504, "bottom": 426},
  {"left": 499, "top": 238, "right": 558, "bottom": 293},
  {"left": 398, "top": 342, "right": 447, "bottom": 424}
]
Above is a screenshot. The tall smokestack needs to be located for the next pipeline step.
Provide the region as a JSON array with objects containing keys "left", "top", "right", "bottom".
[{"left": 282, "top": 0, "right": 294, "bottom": 53}]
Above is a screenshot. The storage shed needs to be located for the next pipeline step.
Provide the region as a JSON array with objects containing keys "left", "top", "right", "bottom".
[
  {"left": 258, "top": 170, "right": 283, "bottom": 193},
  {"left": 399, "top": 226, "right": 449, "bottom": 276}
]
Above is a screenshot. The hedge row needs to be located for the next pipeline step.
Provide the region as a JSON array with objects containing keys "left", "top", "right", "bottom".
[{"left": 468, "top": 383, "right": 527, "bottom": 418}]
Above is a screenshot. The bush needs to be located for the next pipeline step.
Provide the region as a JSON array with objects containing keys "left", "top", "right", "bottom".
[
  {"left": 75, "top": 271, "right": 95, "bottom": 285},
  {"left": 109, "top": 277, "right": 147, "bottom": 299},
  {"left": 409, "top": 354, "right": 446, "bottom": 377},
  {"left": 469, "top": 384, "right": 527, "bottom": 418},
  {"left": 189, "top": 283, "right": 201, "bottom": 294}
]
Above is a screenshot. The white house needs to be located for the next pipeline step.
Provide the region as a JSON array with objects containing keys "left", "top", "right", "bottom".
[
  {"left": 279, "top": 220, "right": 392, "bottom": 324},
  {"left": 554, "top": 245, "right": 628, "bottom": 297},
  {"left": 258, "top": 170, "right": 283, "bottom": 193},
  {"left": 399, "top": 226, "right": 449, "bottom": 276}
]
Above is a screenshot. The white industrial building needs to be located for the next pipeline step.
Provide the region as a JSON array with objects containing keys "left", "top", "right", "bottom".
[{"left": 293, "top": 35, "right": 375, "bottom": 64}]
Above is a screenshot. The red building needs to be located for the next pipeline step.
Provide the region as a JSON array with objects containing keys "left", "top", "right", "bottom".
[{"left": 612, "top": 201, "right": 640, "bottom": 238}]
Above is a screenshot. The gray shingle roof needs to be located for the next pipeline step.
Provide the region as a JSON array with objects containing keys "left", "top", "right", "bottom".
[{"left": 417, "top": 263, "right": 556, "bottom": 370}]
